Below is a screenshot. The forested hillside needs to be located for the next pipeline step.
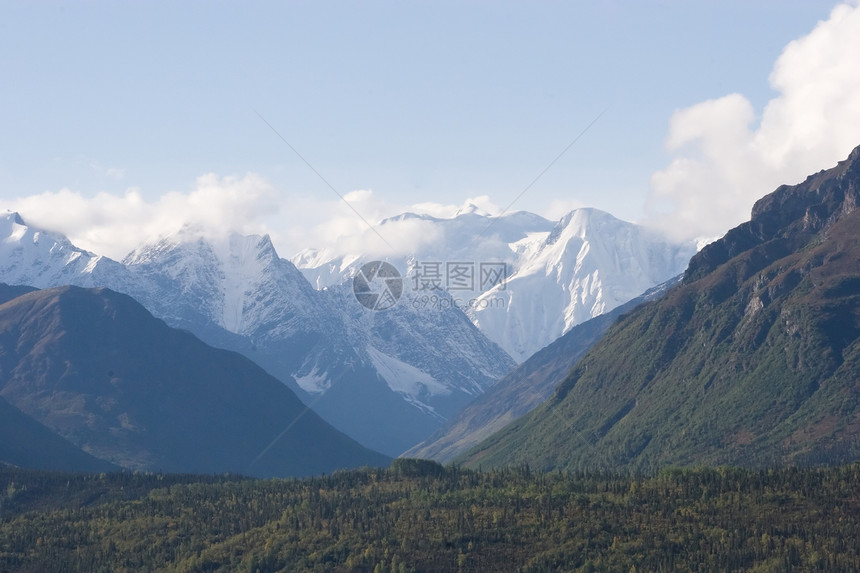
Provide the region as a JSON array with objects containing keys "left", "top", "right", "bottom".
[
  {"left": 458, "top": 145, "right": 860, "bottom": 473},
  {"left": 2, "top": 462, "right": 859, "bottom": 572}
]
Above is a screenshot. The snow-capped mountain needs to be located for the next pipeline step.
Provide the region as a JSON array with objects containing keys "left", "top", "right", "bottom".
[
  {"left": 293, "top": 207, "right": 555, "bottom": 289},
  {"left": 326, "top": 280, "right": 514, "bottom": 403},
  {"left": 470, "top": 209, "right": 697, "bottom": 361},
  {"left": 122, "top": 229, "right": 515, "bottom": 455},
  {"left": 0, "top": 213, "right": 515, "bottom": 456},
  {"left": 0, "top": 212, "right": 135, "bottom": 290},
  {"left": 123, "top": 227, "right": 336, "bottom": 340},
  {"left": 293, "top": 207, "right": 697, "bottom": 362},
  {"left": 0, "top": 206, "right": 692, "bottom": 453}
]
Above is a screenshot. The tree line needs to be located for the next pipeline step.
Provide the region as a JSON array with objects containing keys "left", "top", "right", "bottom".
[{"left": 1, "top": 460, "right": 859, "bottom": 571}]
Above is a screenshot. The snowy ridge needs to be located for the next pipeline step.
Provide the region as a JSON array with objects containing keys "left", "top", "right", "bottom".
[
  {"left": 0, "top": 212, "right": 131, "bottom": 290},
  {"left": 0, "top": 213, "right": 146, "bottom": 300},
  {"left": 292, "top": 210, "right": 555, "bottom": 289},
  {"left": 124, "top": 227, "right": 328, "bottom": 338},
  {"left": 294, "top": 207, "right": 697, "bottom": 363},
  {"left": 0, "top": 212, "right": 515, "bottom": 456},
  {"left": 471, "top": 208, "right": 696, "bottom": 361}
]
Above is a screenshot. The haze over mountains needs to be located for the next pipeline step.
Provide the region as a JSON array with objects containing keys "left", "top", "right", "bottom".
[{"left": 0, "top": 205, "right": 690, "bottom": 459}]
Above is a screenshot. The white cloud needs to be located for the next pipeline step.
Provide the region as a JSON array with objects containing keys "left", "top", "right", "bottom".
[
  {"left": 410, "top": 195, "right": 501, "bottom": 219},
  {"left": 3, "top": 175, "right": 513, "bottom": 263},
  {"left": 287, "top": 192, "right": 502, "bottom": 259},
  {"left": 541, "top": 198, "right": 588, "bottom": 222},
  {"left": 647, "top": 2, "right": 860, "bottom": 242},
  {"left": 5, "top": 173, "right": 278, "bottom": 259}
]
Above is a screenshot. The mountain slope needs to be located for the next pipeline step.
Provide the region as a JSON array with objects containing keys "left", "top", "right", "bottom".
[
  {"left": 0, "top": 284, "right": 37, "bottom": 305},
  {"left": 312, "top": 283, "right": 517, "bottom": 451},
  {"left": 120, "top": 229, "right": 353, "bottom": 403},
  {"left": 0, "top": 394, "right": 117, "bottom": 472},
  {"left": 458, "top": 145, "right": 860, "bottom": 472},
  {"left": 123, "top": 229, "right": 337, "bottom": 340},
  {"left": 0, "top": 285, "right": 389, "bottom": 476},
  {"left": 404, "top": 277, "right": 681, "bottom": 462}
]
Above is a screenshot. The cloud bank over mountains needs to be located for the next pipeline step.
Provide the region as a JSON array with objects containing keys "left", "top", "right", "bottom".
[
  {"left": 647, "top": 1, "right": 860, "bottom": 241},
  {"left": 6, "top": 174, "right": 279, "bottom": 259},
  {"left": 5, "top": 176, "right": 506, "bottom": 261}
]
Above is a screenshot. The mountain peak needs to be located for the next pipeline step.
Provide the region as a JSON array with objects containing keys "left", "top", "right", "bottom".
[
  {"left": 379, "top": 212, "right": 435, "bottom": 226},
  {"left": 454, "top": 202, "right": 492, "bottom": 217},
  {"left": 687, "top": 143, "right": 860, "bottom": 282},
  {"left": 2, "top": 211, "right": 26, "bottom": 226},
  {"left": 232, "top": 231, "right": 277, "bottom": 255},
  {"left": 848, "top": 142, "right": 860, "bottom": 163},
  {"left": 0, "top": 214, "right": 117, "bottom": 289},
  {"left": 0, "top": 212, "right": 27, "bottom": 243},
  {"left": 125, "top": 228, "right": 279, "bottom": 266},
  {"left": 546, "top": 207, "right": 618, "bottom": 245}
]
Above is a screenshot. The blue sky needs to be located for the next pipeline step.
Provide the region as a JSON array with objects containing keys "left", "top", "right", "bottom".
[{"left": 2, "top": 1, "right": 859, "bottom": 258}]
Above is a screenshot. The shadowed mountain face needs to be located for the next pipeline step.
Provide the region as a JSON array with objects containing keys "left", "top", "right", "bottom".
[
  {"left": 0, "top": 394, "right": 118, "bottom": 472},
  {"left": 0, "top": 284, "right": 37, "bottom": 304},
  {"left": 0, "top": 286, "right": 389, "bottom": 477},
  {"left": 458, "top": 145, "right": 860, "bottom": 472}
]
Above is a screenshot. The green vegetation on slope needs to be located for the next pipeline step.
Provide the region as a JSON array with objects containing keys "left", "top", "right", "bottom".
[
  {"left": 404, "top": 283, "right": 674, "bottom": 463},
  {"left": 457, "top": 147, "right": 860, "bottom": 473},
  {"left": 1, "top": 463, "right": 860, "bottom": 572}
]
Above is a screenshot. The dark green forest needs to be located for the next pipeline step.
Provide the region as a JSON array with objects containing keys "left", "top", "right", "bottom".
[{"left": 1, "top": 460, "right": 859, "bottom": 572}]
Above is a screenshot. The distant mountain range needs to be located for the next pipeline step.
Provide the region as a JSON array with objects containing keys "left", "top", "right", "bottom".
[
  {"left": 3, "top": 141, "right": 857, "bottom": 476},
  {"left": 0, "top": 285, "right": 388, "bottom": 476},
  {"left": 458, "top": 145, "right": 860, "bottom": 472},
  {"left": 0, "top": 205, "right": 689, "bottom": 457},
  {"left": 295, "top": 207, "right": 695, "bottom": 362},
  {"left": 0, "top": 215, "right": 514, "bottom": 456}
]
